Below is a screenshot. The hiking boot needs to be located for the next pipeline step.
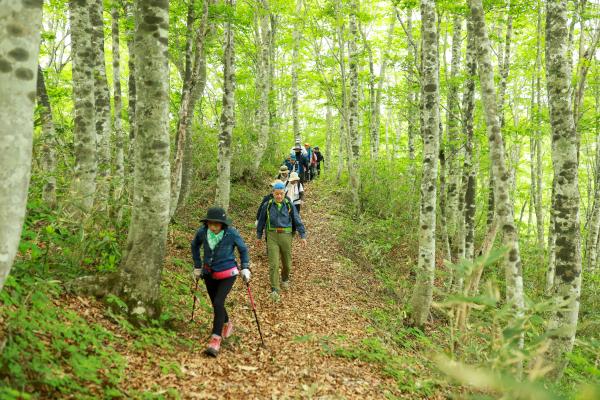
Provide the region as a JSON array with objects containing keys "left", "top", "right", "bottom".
[
  {"left": 270, "top": 290, "right": 281, "bottom": 302},
  {"left": 281, "top": 281, "right": 290, "bottom": 291},
  {"left": 222, "top": 321, "right": 234, "bottom": 339},
  {"left": 205, "top": 334, "right": 222, "bottom": 357}
]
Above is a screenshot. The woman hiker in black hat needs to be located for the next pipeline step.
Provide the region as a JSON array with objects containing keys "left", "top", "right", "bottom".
[{"left": 191, "top": 206, "right": 251, "bottom": 357}]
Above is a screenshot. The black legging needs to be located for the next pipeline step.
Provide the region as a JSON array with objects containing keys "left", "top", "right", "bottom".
[{"left": 204, "top": 275, "right": 237, "bottom": 336}]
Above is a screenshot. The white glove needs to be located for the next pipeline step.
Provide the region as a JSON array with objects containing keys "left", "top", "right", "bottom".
[
  {"left": 241, "top": 269, "right": 251, "bottom": 283},
  {"left": 193, "top": 268, "right": 202, "bottom": 279}
]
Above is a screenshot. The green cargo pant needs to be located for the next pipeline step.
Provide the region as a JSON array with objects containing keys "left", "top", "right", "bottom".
[{"left": 266, "top": 231, "right": 293, "bottom": 292}]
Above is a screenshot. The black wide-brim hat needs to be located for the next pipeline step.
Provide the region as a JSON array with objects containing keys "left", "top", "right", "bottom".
[{"left": 201, "top": 206, "right": 232, "bottom": 225}]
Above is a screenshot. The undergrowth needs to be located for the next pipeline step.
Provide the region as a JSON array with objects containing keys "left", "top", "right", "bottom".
[{"left": 317, "top": 162, "right": 600, "bottom": 399}]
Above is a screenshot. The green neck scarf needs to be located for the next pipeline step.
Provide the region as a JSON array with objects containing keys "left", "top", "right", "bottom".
[{"left": 207, "top": 229, "right": 224, "bottom": 250}]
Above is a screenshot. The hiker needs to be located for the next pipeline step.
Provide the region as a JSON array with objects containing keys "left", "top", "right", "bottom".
[
  {"left": 277, "top": 165, "right": 290, "bottom": 183},
  {"left": 191, "top": 206, "right": 251, "bottom": 357},
  {"left": 290, "top": 139, "right": 307, "bottom": 157},
  {"left": 304, "top": 143, "right": 316, "bottom": 181},
  {"left": 292, "top": 146, "right": 309, "bottom": 183},
  {"left": 283, "top": 155, "right": 294, "bottom": 172},
  {"left": 314, "top": 146, "right": 324, "bottom": 177},
  {"left": 285, "top": 172, "right": 304, "bottom": 214},
  {"left": 256, "top": 181, "right": 307, "bottom": 301}
]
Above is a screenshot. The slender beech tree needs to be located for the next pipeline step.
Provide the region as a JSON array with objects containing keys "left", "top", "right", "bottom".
[
  {"left": 36, "top": 65, "right": 58, "bottom": 209},
  {"left": 446, "top": 15, "right": 463, "bottom": 266},
  {"left": 113, "top": 0, "right": 171, "bottom": 320},
  {"left": 69, "top": 0, "right": 97, "bottom": 215},
  {"left": 215, "top": 0, "right": 236, "bottom": 210},
  {"left": 90, "top": 0, "right": 112, "bottom": 210},
  {"left": 291, "top": 0, "right": 302, "bottom": 143},
  {"left": 531, "top": 0, "right": 544, "bottom": 251},
  {"left": 252, "top": 0, "right": 272, "bottom": 173},
  {"left": 469, "top": 0, "right": 525, "bottom": 345},
  {"left": 347, "top": 0, "right": 361, "bottom": 211},
  {"left": 176, "top": 0, "right": 212, "bottom": 215},
  {"left": 125, "top": 2, "right": 137, "bottom": 186},
  {"left": 409, "top": 0, "right": 439, "bottom": 327},
  {"left": 171, "top": 0, "right": 209, "bottom": 218},
  {"left": 325, "top": 106, "right": 332, "bottom": 170},
  {"left": 112, "top": 5, "right": 125, "bottom": 216},
  {"left": 455, "top": 16, "right": 477, "bottom": 330},
  {"left": 0, "top": 0, "right": 43, "bottom": 292},
  {"left": 545, "top": 0, "right": 582, "bottom": 378}
]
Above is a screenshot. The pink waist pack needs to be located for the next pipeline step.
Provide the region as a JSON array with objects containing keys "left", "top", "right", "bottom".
[{"left": 205, "top": 265, "right": 239, "bottom": 280}]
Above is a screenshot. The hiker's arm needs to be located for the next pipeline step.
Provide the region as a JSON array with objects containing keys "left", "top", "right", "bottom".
[
  {"left": 256, "top": 206, "right": 267, "bottom": 239},
  {"left": 190, "top": 228, "right": 205, "bottom": 268},
  {"left": 291, "top": 204, "right": 306, "bottom": 239},
  {"left": 234, "top": 230, "right": 250, "bottom": 268}
]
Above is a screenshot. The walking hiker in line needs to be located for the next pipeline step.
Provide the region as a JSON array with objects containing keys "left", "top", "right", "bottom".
[
  {"left": 285, "top": 172, "right": 304, "bottom": 214},
  {"left": 304, "top": 143, "right": 316, "bottom": 181},
  {"left": 292, "top": 146, "right": 309, "bottom": 184},
  {"left": 277, "top": 165, "right": 290, "bottom": 183},
  {"left": 283, "top": 155, "right": 294, "bottom": 172},
  {"left": 256, "top": 181, "right": 307, "bottom": 302},
  {"left": 314, "top": 146, "right": 324, "bottom": 177},
  {"left": 191, "top": 207, "right": 251, "bottom": 357}
]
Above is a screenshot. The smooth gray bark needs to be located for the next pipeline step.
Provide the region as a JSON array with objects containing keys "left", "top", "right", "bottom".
[
  {"left": 36, "top": 64, "right": 58, "bottom": 209},
  {"left": 291, "top": 0, "right": 302, "bottom": 143},
  {"left": 118, "top": 0, "right": 171, "bottom": 321},
  {"left": 0, "top": 0, "right": 43, "bottom": 292},
  {"left": 469, "top": 0, "right": 525, "bottom": 348},
  {"left": 446, "top": 15, "right": 463, "bottom": 264},
  {"left": 90, "top": 0, "right": 112, "bottom": 210},
  {"left": 252, "top": 0, "right": 272, "bottom": 173},
  {"left": 69, "top": 0, "right": 97, "bottom": 215},
  {"left": 171, "top": 0, "right": 209, "bottom": 218},
  {"left": 409, "top": 0, "right": 439, "bottom": 327},
  {"left": 215, "top": 0, "right": 236, "bottom": 211},
  {"left": 545, "top": 0, "right": 582, "bottom": 379},
  {"left": 112, "top": 5, "right": 125, "bottom": 219},
  {"left": 347, "top": 0, "right": 361, "bottom": 211}
]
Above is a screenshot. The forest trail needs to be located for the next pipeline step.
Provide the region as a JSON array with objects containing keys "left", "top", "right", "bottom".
[{"left": 124, "top": 182, "right": 403, "bottom": 399}]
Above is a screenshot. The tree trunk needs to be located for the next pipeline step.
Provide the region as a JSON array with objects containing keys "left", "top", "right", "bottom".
[
  {"left": 347, "top": 1, "right": 361, "bottom": 211},
  {"left": 545, "top": 0, "right": 582, "bottom": 378},
  {"left": 409, "top": 0, "right": 439, "bottom": 327},
  {"left": 325, "top": 106, "right": 332, "bottom": 170},
  {"left": 112, "top": 5, "right": 125, "bottom": 221},
  {"left": 0, "top": 0, "right": 43, "bottom": 292},
  {"left": 446, "top": 15, "right": 463, "bottom": 264},
  {"left": 215, "top": 0, "right": 236, "bottom": 211},
  {"left": 118, "top": 0, "right": 171, "bottom": 321},
  {"left": 90, "top": 0, "right": 112, "bottom": 211},
  {"left": 252, "top": 0, "right": 272, "bottom": 173},
  {"left": 36, "top": 64, "right": 57, "bottom": 209},
  {"left": 171, "top": 0, "right": 209, "bottom": 218},
  {"left": 125, "top": 2, "right": 136, "bottom": 196},
  {"left": 461, "top": 15, "right": 477, "bottom": 264},
  {"left": 69, "top": 0, "right": 97, "bottom": 216},
  {"left": 532, "top": 0, "right": 544, "bottom": 250},
  {"left": 291, "top": 0, "right": 302, "bottom": 143},
  {"left": 497, "top": 1, "right": 513, "bottom": 129},
  {"left": 469, "top": 0, "right": 525, "bottom": 348}
]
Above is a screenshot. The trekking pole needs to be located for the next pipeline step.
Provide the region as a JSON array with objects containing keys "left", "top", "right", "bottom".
[
  {"left": 245, "top": 281, "right": 266, "bottom": 348},
  {"left": 190, "top": 276, "right": 200, "bottom": 322}
]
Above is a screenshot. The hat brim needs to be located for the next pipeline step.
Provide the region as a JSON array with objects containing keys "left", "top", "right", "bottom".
[{"left": 201, "top": 217, "right": 232, "bottom": 225}]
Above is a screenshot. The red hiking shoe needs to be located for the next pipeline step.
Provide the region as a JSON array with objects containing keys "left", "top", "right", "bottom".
[
  {"left": 222, "top": 322, "right": 234, "bottom": 339},
  {"left": 205, "top": 335, "right": 222, "bottom": 357}
]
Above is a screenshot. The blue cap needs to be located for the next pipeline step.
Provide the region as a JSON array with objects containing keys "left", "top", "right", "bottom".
[{"left": 273, "top": 182, "right": 285, "bottom": 190}]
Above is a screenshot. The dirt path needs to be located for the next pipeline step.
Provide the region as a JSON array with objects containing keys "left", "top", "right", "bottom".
[{"left": 126, "top": 182, "right": 400, "bottom": 399}]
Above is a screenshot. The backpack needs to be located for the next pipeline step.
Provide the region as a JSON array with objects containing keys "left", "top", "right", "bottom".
[{"left": 266, "top": 198, "right": 296, "bottom": 234}]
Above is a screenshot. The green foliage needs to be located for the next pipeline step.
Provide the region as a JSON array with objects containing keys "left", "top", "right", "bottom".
[{"left": 0, "top": 274, "right": 125, "bottom": 397}]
